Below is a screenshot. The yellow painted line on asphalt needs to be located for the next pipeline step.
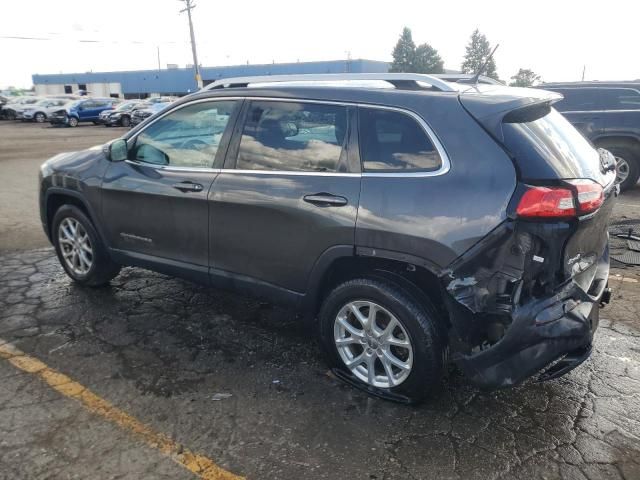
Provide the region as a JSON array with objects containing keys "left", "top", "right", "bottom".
[{"left": 0, "top": 338, "right": 244, "bottom": 480}]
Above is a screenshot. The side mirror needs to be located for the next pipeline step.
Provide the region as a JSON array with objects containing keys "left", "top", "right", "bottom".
[
  {"left": 135, "top": 144, "right": 169, "bottom": 165},
  {"left": 109, "top": 139, "right": 128, "bottom": 162}
]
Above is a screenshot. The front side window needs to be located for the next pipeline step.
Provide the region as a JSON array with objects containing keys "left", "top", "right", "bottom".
[
  {"left": 359, "top": 108, "right": 442, "bottom": 172},
  {"left": 236, "top": 101, "right": 348, "bottom": 172},
  {"left": 131, "top": 100, "right": 238, "bottom": 168}
]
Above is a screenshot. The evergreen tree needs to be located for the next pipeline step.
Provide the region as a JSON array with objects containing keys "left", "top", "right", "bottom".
[
  {"left": 509, "top": 68, "right": 541, "bottom": 87},
  {"left": 390, "top": 27, "right": 416, "bottom": 72},
  {"left": 461, "top": 29, "right": 498, "bottom": 79},
  {"left": 413, "top": 43, "right": 444, "bottom": 74}
]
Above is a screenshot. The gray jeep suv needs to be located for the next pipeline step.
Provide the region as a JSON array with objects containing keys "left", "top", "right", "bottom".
[{"left": 39, "top": 74, "right": 617, "bottom": 403}]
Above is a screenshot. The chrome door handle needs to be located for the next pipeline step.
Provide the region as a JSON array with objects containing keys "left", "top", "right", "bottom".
[
  {"left": 303, "top": 193, "right": 348, "bottom": 207},
  {"left": 172, "top": 181, "right": 203, "bottom": 193}
]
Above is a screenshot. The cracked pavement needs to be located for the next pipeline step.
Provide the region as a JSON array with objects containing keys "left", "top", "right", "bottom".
[
  {"left": 1, "top": 122, "right": 640, "bottom": 478},
  {"left": 1, "top": 249, "right": 639, "bottom": 479}
]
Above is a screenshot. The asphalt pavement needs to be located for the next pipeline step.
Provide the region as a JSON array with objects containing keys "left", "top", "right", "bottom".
[{"left": 1, "top": 122, "right": 639, "bottom": 479}]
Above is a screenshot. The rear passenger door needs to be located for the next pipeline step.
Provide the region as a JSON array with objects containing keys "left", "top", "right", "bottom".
[{"left": 208, "top": 99, "right": 361, "bottom": 294}]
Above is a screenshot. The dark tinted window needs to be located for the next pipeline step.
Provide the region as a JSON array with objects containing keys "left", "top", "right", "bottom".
[
  {"left": 598, "top": 88, "right": 640, "bottom": 110},
  {"left": 236, "top": 101, "right": 348, "bottom": 172},
  {"left": 502, "top": 109, "right": 601, "bottom": 180},
  {"left": 551, "top": 88, "right": 599, "bottom": 111},
  {"left": 358, "top": 108, "right": 441, "bottom": 172}
]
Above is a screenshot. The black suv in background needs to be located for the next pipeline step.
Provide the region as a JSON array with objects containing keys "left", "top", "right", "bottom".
[
  {"left": 38, "top": 74, "right": 616, "bottom": 403},
  {"left": 541, "top": 82, "right": 640, "bottom": 191}
]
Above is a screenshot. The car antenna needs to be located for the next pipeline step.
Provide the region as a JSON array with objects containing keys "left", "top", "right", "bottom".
[{"left": 460, "top": 44, "right": 500, "bottom": 85}]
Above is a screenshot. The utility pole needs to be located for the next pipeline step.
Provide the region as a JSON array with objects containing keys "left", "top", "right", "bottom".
[
  {"left": 581, "top": 65, "right": 586, "bottom": 82},
  {"left": 157, "top": 46, "right": 161, "bottom": 71},
  {"left": 179, "top": 0, "right": 203, "bottom": 89}
]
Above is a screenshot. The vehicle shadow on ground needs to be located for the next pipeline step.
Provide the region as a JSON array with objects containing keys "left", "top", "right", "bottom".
[{"left": 1, "top": 249, "right": 639, "bottom": 479}]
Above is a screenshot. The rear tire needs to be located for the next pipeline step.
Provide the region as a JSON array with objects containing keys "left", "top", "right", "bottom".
[
  {"left": 319, "top": 278, "right": 443, "bottom": 404},
  {"left": 120, "top": 115, "right": 131, "bottom": 127},
  {"left": 606, "top": 146, "right": 639, "bottom": 192},
  {"left": 52, "top": 205, "right": 120, "bottom": 287}
]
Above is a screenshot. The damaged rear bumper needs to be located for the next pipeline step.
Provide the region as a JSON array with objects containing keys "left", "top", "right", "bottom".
[{"left": 451, "top": 252, "right": 610, "bottom": 390}]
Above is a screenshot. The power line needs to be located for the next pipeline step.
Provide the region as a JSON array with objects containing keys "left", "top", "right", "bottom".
[{"left": 0, "top": 34, "right": 188, "bottom": 46}]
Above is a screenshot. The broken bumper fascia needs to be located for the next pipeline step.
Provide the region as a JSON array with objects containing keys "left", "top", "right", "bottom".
[{"left": 450, "top": 256, "right": 609, "bottom": 390}]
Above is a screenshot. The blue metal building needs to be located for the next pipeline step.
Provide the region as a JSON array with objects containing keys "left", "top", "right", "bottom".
[{"left": 32, "top": 59, "right": 390, "bottom": 98}]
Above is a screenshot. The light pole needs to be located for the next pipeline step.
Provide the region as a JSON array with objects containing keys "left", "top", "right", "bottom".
[{"left": 179, "top": 0, "right": 203, "bottom": 89}]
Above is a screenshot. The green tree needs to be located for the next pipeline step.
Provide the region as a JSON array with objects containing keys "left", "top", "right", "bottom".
[
  {"left": 413, "top": 43, "right": 444, "bottom": 74},
  {"left": 461, "top": 29, "right": 498, "bottom": 79},
  {"left": 390, "top": 27, "right": 445, "bottom": 74},
  {"left": 390, "top": 27, "right": 416, "bottom": 72},
  {"left": 509, "top": 68, "right": 541, "bottom": 87}
]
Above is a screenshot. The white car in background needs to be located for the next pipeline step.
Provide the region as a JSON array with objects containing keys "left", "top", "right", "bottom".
[
  {"left": 2, "top": 96, "right": 42, "bottom": 119},
  {"left": 18, "top": 98, "right": 72, "bottom": 123}
]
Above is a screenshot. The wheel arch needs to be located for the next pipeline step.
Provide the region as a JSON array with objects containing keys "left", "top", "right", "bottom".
[
  {"left": 592, "top": 134, "right": 640, "bottom": 154},
  {"left": 307, "top": 251, "right": 449, "bottom": 338},
  {"left": 45, "top": 189, "right": 106, "bottom": 245}
]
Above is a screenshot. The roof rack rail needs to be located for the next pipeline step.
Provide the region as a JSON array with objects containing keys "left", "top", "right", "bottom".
[{"left": 202, "top": 73, "right": 458, "bottom": 92}]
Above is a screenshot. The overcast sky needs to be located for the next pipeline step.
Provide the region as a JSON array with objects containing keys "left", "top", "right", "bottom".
[{"left": 2, "top": 0, "right": 639, "bottom": 88}]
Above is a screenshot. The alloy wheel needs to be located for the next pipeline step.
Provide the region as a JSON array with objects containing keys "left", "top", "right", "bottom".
[
  {"left": 334, "top": 300, "right": 413, "bottom": 388},
  {"left": 615, "top": 155, "right": 630, "bottom": 185},
  {"left": 35, "top": 113, "right": 45, "bottom": 123},
  {"left": 58, "top": 218, "right": 93, "bottom": 276}
]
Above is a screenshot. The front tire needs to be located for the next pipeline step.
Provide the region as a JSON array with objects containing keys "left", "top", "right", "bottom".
[
  {"left": 34, "top": 112, "right": 46, "bottom": 123},
  {"left": 52, "top": 205, "right": 120, "bottom": 287},
  {"left": 319, "top": 278, "right": 443, "bottom": 404},
  {"left": 67, "top": 116, "right": 79, "bottom": 127},
  {"left": 120, "top": 115, "right": 131, "bottom": 127}
]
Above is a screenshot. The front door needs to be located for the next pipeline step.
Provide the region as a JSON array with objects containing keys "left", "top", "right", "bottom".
[
  {"left": 101, "top": 99, "right": 240, "bottom": 271},
  {"left": 209, "top": 99, "right": 361, "bottom": 293}
]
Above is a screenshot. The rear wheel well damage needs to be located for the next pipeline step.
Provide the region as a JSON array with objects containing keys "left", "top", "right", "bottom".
[
  {"left": 315, "top": 256, "right": 449, "bottom": 339},
  {"left": 441, "top": 220, "right": 577, "bottom": 354}
]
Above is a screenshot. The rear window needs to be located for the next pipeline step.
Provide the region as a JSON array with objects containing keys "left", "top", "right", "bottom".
[
  {"left": 502, "top": 109, "right": 601, "bottom": 180},
  {"left": 358, "top": 108, "right": 441, "bottom": 172}
]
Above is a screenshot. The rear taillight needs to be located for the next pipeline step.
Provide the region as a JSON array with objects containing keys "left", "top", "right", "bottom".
[
  {"left": 567, "top": 179, "right": 604, "bottom": 214},
  {"left": 516, "top": 186, "right": 576, "bottom": 218},
  {"left": 516, "top": 180, "right": 604, "bottom": 219}
]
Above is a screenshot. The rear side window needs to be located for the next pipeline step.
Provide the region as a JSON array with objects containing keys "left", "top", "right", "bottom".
[
  {"left": 551, "top": 88, "right": 599, "bottom": 112},
  {"left": 358, "top": 108, "right": 441, "bottom": 172},
  {"left": 236, "top": 101, "right": 348, "bottom": 172},
  {"left": 598, "top": 88, "right": 640, "bottom": 110}
]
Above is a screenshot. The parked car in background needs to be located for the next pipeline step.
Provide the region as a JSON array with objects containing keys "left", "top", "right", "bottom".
[
  {"left": 130, "top": 101, "right": 173, "bottom": 127},
  {"left": 16, "top": 98, "right": 71, "bottom": 123},
  {"left": 0, "top": 95, "right": 8, "bottom": 118},
  {"left": 98, "top": 100, "right": 144, "bottom": 127},
  {"left": 49, "top": 98, "right": 120, "bottom": 127},
  {"left": 540, "top": 81, "right": 640, "bottom": 191},
  {"left": 2, "top": 96, "right": 42, "bottom": 120},
  {"left": 39, "top": 73, "right": 616, "bottom": 403}
]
